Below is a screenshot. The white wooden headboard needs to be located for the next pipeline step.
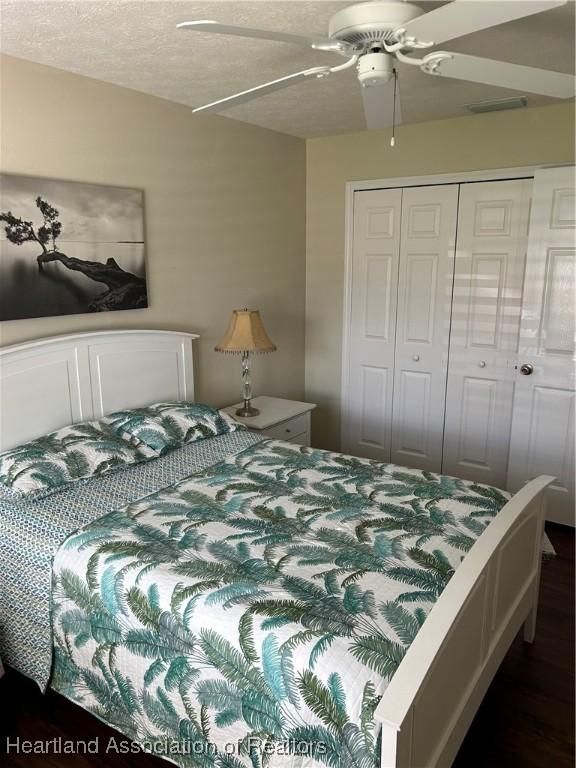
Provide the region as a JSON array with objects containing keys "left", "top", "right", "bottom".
[{"left": 0, "top": 330, "right": 199, "bottom": 451}]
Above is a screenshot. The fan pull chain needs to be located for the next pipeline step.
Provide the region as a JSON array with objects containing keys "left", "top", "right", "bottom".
[{"left": 390, "top": 68, "right": 398, "bottom": 148}]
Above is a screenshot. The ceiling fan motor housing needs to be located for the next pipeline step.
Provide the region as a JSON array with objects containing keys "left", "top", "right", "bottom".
[{"left": 328, "top": 1, "right": 424, "bottom": 48}]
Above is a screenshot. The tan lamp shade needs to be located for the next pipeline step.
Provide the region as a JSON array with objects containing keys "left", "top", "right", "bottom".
[{"left": 215, "top": 309, "right": 276, "bottom": 354}]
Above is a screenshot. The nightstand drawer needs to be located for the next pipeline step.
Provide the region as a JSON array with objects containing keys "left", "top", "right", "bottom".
[
  {"left": 263, "top": 412, "right": 310, "bottom": 441},
  {"left": 286, "top": 432, "right": 308, "bottom": 446}
]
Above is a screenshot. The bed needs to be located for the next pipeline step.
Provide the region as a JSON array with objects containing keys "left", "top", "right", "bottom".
[{"left": 0, "top": 330, "right": 553, "bottom": 768}]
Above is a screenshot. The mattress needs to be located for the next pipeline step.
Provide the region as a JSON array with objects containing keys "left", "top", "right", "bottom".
[{"left": 46, "top": 438, "right": 509, "bottom": 767}]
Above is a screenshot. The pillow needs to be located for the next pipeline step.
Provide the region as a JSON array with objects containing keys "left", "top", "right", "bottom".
[
  {"left": 0, "top": 420, "right": 156, "bottom": 498},
  {"left": 104, "top": 401, "right": 244, "bottom": 455}
]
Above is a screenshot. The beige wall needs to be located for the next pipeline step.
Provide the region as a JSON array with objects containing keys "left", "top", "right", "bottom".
[
  {"left": 306, "top": 103, "right": 575, "bottom": 450},
  {"left": 0, "top": 55, "right": 306, "bottom": 408}
]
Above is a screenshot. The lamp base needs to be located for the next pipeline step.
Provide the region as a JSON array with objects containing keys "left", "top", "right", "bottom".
[{"left": 236, "top": 402, "right": 260, "bottom": 418}]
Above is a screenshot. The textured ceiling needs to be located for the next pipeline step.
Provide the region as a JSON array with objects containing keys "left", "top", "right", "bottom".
[{"left": 0, "top": 0, "right": 574, "bottom": 137}]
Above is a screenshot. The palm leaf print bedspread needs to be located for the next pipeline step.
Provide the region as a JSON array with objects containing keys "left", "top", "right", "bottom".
[
  {"left": 51, "top": 439, "right": 509, "bottom": 768},
  {"left": 0, "top": 430, "right": 262, "bottom": 688}
]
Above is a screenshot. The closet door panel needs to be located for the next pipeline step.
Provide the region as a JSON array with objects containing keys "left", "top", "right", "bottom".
[
  {"left": 343, "top": 188, "right": 402, "bottom": 459},
  {"left": 391, "top": 184, "right": 458, "bottom": 471},
  {"left": 443, "top": 179, "right": 532, "bottom": 487},
  {"left": 508, "top": 166, "right": 575, "bottom": 525}
]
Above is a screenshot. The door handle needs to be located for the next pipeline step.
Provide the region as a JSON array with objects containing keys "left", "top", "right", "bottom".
[{"left": 519, "top": 363, "right": 534, "bottom": 376}]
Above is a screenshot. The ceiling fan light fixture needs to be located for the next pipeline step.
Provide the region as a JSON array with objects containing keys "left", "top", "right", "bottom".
[
  {"left": 357, "top": 52, "right": 394, "bottom": 87},
  {"left": 465, "top": 96, "right": 528, "bottom": 114}
]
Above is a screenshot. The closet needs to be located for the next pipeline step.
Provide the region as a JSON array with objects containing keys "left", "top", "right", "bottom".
[
  {"left": 342, "top": 166, "right": 575, "bottom": 525},
  {"left": 443, "top": 178, "right": 531, "bottom": 489}
]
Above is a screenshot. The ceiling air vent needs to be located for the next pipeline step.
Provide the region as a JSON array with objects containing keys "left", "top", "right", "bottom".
[{"left": 465, "top": 96, "right": 528, "bottom": 114}]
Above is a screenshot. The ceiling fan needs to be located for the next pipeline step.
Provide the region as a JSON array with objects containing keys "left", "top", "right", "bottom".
[{"left": 178, "top": 0, "right": 575, "bottom": 137}]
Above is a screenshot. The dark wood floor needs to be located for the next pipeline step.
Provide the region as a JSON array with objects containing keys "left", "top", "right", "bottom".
[{"left": 1, "top": 523, "right": 573, "bottom": 768}]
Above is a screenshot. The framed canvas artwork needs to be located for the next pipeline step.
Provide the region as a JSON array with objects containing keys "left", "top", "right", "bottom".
[{"left": 0, "top": 174, "right": 147, "bottom": 321}]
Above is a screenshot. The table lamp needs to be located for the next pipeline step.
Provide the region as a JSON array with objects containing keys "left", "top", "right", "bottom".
[{"left": 215, "top": 308, "right": 276, "bottom": 417}]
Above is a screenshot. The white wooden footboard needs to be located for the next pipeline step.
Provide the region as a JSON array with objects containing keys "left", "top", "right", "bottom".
[{"left": 375, "top": 475, "right": 554, "bottom": 768}]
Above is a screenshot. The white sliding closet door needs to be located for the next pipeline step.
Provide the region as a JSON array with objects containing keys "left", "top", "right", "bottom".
[
  {"left": 442, "top": 179, "right": 532, "bottom": 487},
  {"left": 508, "top": 166, "right": 575, "bottom": 526},
  {"left": 391, "top": 184, "right": 458, "bottom": 471},
  {"left": 343, "top": 188, "right": 402, "bottom": 460}
]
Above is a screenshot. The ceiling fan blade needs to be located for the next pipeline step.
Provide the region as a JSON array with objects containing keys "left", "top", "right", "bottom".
[
  {"left": 192, "top": 68, "right": 330, "bottom": 114},
  {"left": 361, "top": 76, "right": 402, "bottom": 131},
  {"left": 426, "top": 52, "right": 575, "bottom": 98},
  {"left": 400, "top": 0, "right": 566, "bottom": 45},
  {"left": 177, "top": 20, "right": 350, "bottom": 53}
]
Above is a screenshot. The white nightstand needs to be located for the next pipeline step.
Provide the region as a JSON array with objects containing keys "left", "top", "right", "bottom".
[{"left": 223, "top": 396, "right": 316, "bottom": 446}]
